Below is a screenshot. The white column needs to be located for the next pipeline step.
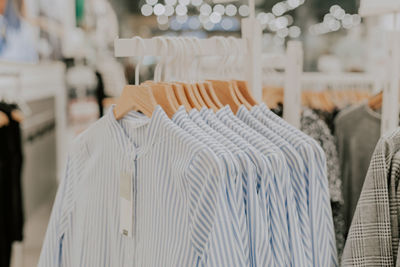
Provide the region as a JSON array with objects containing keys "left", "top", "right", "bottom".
[
  {"left": 241, "top": 18, "right": 263, "bottom": 101},
  {"left": 381, "top": 30, "right": 400, "bottom": 135},
  {"left": 283, "top": 41, "right": 303, "bottom": 128}
]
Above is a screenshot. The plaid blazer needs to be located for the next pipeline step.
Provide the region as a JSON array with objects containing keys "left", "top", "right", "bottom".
[{"left": 342, "top": 128, "right": 400, "bottom": 267}]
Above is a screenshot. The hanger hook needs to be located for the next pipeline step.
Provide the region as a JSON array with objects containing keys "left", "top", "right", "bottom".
[
  {"left": 227, "top": 37, "right": 236, "bottom": 78},
  {"left": 193, "top": 37, "right": 203, "bottom": 81},
  {"left": 177, "top": 37, "right": 187, "bottom": 81},
  {"left": 218, "top": 37, "right": 229, "bottom": 79},
  {"left": 232, "top": 37, "right": 242, "bottom": 78},
  {"left": 154, "top": 37, "right": 168, "bottom": 82},
  {"left": 165, "top": 37, "right": 177, "bottom": 82},
  {"left": 186, "top": 37, "right": 198, "bottom": 82},
  {"left": 135, "top": 37, "right": 146, "bottom": 85}
]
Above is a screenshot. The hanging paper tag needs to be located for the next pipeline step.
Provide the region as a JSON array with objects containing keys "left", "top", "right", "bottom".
[{"left": 120, "top": 171, "right": 133, "bottom": 237}]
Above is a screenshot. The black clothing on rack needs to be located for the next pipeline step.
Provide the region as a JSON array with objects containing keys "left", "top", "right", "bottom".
[{"left": 0, "top": 102, "right": 24, "bottom": 267}]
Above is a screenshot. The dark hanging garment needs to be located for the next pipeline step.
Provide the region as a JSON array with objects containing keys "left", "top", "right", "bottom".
[
  {"left": 0, "top": 102, "right": 24, "bottom": 267},
  {"left": 95, "top": 71, "right": 105, "bottom": 118}
]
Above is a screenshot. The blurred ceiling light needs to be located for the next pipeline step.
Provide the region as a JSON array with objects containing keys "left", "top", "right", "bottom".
[
  {"left": 342, "top": 14, "right": 352, "bottom": 28},
  {"left": 329, "top": 5, "right": 340, "bottom": 14},
  {"left": 176, "top": 4, "right": 188, "bottom": 15},
  {"left": 287, "top": 0, "right": 300, "bottom": 8},
  {"left": 284, "top": 15, "right": 294, "bottom": 26},
  {"left": 268, "top": 20, "right": 278, "bottom": 31},
  {"left": 275, "top": 16, "right": 289, "bottom": 29},
  {"left": 200, "top": 4, "right": 212, "bottom": 15},
  {"left": 165, "top": 0, "right": 177, "bottom": 5},
  {"left": 239, "top": 5, "right": 250, "bottom": 17},
  {"left": 352, "top": 14, "right": 361, "bottom": 25},
  {"left": 199, "top": 14, "right": 209, "bottom": 23},
  {"left": 272, "top": 3, "right": 286, "bottom": 16},
  {"left": 177, "top": 14, "right": 189, "bottom": 23},
  {"left": 146, "top": 0, "right": 158, "bottom": 6},
  {"left": 225, "top": 4, "right": 237, "bottom": 17},
  {"left": 179, "top": 0, "right": 190, "bottom": 6},
  {"left": 210, "top": 12, "right": 222, "bottom": 23},
  {"left": 165, "top": 5, "right": 175, "bottom": 16},
  {"left": 323, "top": 13, "right": 335, "bottom": 23},
  {"left": 221, "top": 17, "right": 234, "bottom": 30},
  {"left": 203, "top": 21, "right": 215, "bottom": 31},
  {"left": 154, "top": 4, "right": 166, "bottom": 15},
  {"left": 158, "top": 23, "right": 169, "bottom": 30},
  {"left": 189, "top": 16, "right": 201, "bottom": 29},
  {"left": 330, "top": 5, "right": 345, "bottom": 20},
  {"left": 257, "top": 12, "right": 269, "bottom": 24},
  {"left": 191, "top": 0, "right": 203, "bottom": 7},
  {"left": 141, "top": 4, "right": 153, "bottom": 16},
  {"left": 171, "top": 19, "right": 182, "bottom": 30},
  {"left": 213, "top": 4, "right": 225, "bottom": 15},
  {"left": 288, "top": 25, "right": 301, "bottom": 38},
  {"left": 328, "top": 20, "right": 340, "bottom": 31},
  {"left": 277, "top": 27, "right": 289, "bottom": 38},
  {"left": 157, "top": 15, "right": 169, "bottom": 24}
]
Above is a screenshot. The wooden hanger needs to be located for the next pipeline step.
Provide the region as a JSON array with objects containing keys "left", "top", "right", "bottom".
[
  {"left": 263, "top": 86, "right": 283, "bottom": 109},
  {"left": 176, "top": 82, "right": 202, "bottom": 110},
  {"left": 147, "top": 83, "right": 179, "bottom": 117},
  {"left": 234, "top": 80, "right": 258, "bottom": 106},
  {"left": 114, "top": 85, "right": 157, "bottom": 120},
  {"left": 144, "top": 81, "right": 181, "bottom": 110},
  {"left": 0, "top": 111, "right": 9, "bottom": 127},
  {"left": 203, "top": 81, "right": 223, "bottom": 109},
  {"left": 368, "top": 91, "right": 382, "bottom": 110},
  {"left": 196, "top": 82, "right": 218, "bottom": 111},
  {"left": 231, "top": 80, "right": 252, "bottom": 109},
  {"left": 11, "top": 109, "right": 24, "bottom": 123},
  {"left": 207, "top": 80, "right": 241, "bottom": 113},
  {"left": 190, "top": 83, "right": 207, "bottom": 107},
  {"left": 170, "top": 83, "right": 192, "bottom": 111}
]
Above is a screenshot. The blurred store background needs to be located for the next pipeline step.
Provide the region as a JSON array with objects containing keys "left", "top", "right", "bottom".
[{"left": 0, "top": 0, "right": 397, "bottom": 266}]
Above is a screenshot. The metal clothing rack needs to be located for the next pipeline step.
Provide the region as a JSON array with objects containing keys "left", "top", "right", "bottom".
[
  {"left": 359, "top": 0, "right": 400, "bottom": 136},
  {"left": 114, "top": 0, "right": 305, "bottom": 129},
  {"left": 114, "top": 0, "right": 263, "bottom": 101}
]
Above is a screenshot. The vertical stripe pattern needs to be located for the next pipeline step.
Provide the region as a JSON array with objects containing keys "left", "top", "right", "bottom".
[
  {"left": 38, "top": 103, "right": 337, "bottom": 267},
  {"left": 253, "top": 104, "right": 338, "bottom": 266}
]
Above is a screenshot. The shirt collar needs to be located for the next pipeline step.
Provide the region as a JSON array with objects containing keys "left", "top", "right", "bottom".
[
  {"left": 171, "top": 106, "right": 188, "bottom": 123},
  {"left": 106, "top": 105, "right": 166, "bottom": 160},
  {"left": 236, "top": 105, "right": 250, "bottom": 118}
]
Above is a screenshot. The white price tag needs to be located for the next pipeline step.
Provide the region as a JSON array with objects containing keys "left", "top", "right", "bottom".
[{"left": 120, "top": 171, "right": 133, "bottom": 237}]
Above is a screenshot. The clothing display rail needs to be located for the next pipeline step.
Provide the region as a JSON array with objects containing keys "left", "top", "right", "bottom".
[
  {"left": 115, "top": 16, "right": 263, "bottom": 102},
  {"left": 264, "top": 71, "right": 381, "bottom": 128}
]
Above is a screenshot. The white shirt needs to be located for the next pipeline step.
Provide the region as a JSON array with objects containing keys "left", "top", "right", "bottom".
[{"left": 39, "top": 106, "right": 244, "bottom": 267}]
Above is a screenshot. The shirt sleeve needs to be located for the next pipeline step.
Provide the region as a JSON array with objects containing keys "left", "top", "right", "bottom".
[
  {"left": 38, "top": 138, "right": 87, "bottom": 267},
  {"left": 38, "top": 155, "right": 73, "bottom": 267},
  {"left": 184, "top": 148, "right": 223, "bottom": 259}
]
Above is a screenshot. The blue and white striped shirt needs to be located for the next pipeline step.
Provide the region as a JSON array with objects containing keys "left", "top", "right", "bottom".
[
  {"left": 236, "top": 106, "right": 312, "bottom": 266},
  {"left": 38, "top": 106, "right": 246, "bottom": 267},
  {"left": 171, "top": 107, "right": 248, "bottom": 266},
  {"left": 252, "top": 104, "right": 338, "bottom": 267},
  {"left": 189, "top": 108, "right": 271, "bottom": 267},
  {"left": 216, "top": 106, "right": 306, "bottom": 267}
]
